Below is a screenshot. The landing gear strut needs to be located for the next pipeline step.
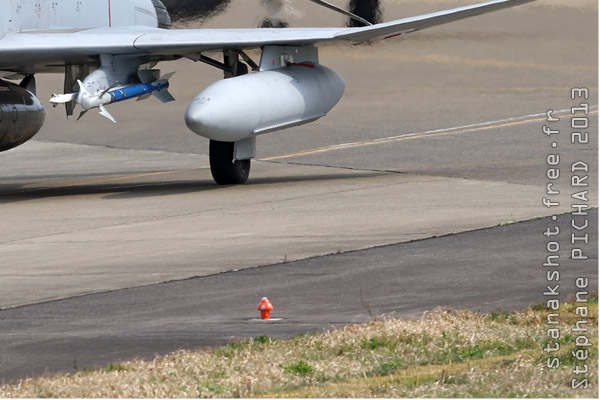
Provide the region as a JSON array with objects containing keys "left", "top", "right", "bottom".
[{"left": 209, "top": 50, "right": 251, "bottom": 185}]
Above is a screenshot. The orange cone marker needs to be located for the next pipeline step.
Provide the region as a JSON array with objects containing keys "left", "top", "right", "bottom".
[{"left": 257, "top": 297, "right": 274, "bottom": 320}]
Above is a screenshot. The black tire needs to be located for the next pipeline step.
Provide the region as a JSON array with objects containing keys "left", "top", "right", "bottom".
[{"left": 209, "top": 140, "right": 251, "bottom": 185}]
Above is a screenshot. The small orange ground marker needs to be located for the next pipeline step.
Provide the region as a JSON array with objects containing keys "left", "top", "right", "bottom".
[{"left": 257, "top": 297, "right": 274, "bottom": 320}]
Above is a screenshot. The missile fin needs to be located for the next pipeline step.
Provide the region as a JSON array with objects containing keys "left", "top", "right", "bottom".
[
  {"left": 77, "top": 80, "right": 90, "bottom": 96},
  {"left": 138, "top": 69, "right": 159, "bottom": 83},
  {"left": 49, "top": 92, "right": 78, "bottom": 105},
  {"left": 152, "top": 72, "right": 176, "bottom": 103},
  {"left": 152, "top": 89, "right": 175, "bottom": 103},
  {"left": 76, "top": 110, "right": 88, "bottom": 121},
  {"left": 99, "top": 105, "right": 117, "bottom": 123},
  {"left": 160, "top": 72, "right": 176, "bottom": 82}
]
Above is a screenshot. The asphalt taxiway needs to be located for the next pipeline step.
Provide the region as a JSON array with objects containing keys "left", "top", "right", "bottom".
[
  {"left": 0, "top": 0, "right": 597, "bottom": 382},
  {"left": 1, "top": 211, "right": 596, "bottom": 382}
]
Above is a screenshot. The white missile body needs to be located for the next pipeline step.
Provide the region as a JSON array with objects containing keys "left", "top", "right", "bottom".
[
  {"left": 185, "top": 63, "right": 346, "bottom": 143},
  {"left": 50, "top": 72, "right": 175, "bottom": 123},
  {"left": 79, "top": 76, "right": 174, "bottom": 110}
]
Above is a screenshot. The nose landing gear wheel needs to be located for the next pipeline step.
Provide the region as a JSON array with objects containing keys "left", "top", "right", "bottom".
[{"left": 209, "top": 140, "right": 251, "bottom": 185}]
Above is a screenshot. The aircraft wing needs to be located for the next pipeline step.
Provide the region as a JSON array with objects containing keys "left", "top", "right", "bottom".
[
  {"left": 0, "top": 0, "right": 534, "bottom": 73},
  {"left": 133, "top": 0, "right": 535, "bottom": 54}
]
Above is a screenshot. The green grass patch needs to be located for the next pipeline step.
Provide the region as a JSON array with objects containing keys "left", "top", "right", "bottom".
[
  {"left": 1, "top": 300, "right": 597, "bottom": 398},
  {"left": 282, "top": 360, "right": 315, "bottom": 376},
  {"left": 103, "top": 363, "right": 127, "bottom": 373},
  {"left": 369, "top": 357, "right": 404, "bottom": 377}
]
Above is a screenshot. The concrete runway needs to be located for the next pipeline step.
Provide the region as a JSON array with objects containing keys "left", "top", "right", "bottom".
[{"left": 0, "top": 0, "right": 597, "bottom": 382}]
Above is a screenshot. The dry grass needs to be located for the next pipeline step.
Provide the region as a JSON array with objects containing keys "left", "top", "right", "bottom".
[{"left": 1, "top": 299, "right": 597, "bottom": 398}]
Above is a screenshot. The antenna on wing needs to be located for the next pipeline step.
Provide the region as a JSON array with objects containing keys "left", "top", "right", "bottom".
[{"left": 306, "top": 0, "right": 373, "bottom": 26}]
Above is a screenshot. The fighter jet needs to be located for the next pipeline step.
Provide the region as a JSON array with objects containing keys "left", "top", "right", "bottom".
[{"left": 0, "top": 0, "right": 534, "bottom": 184}]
